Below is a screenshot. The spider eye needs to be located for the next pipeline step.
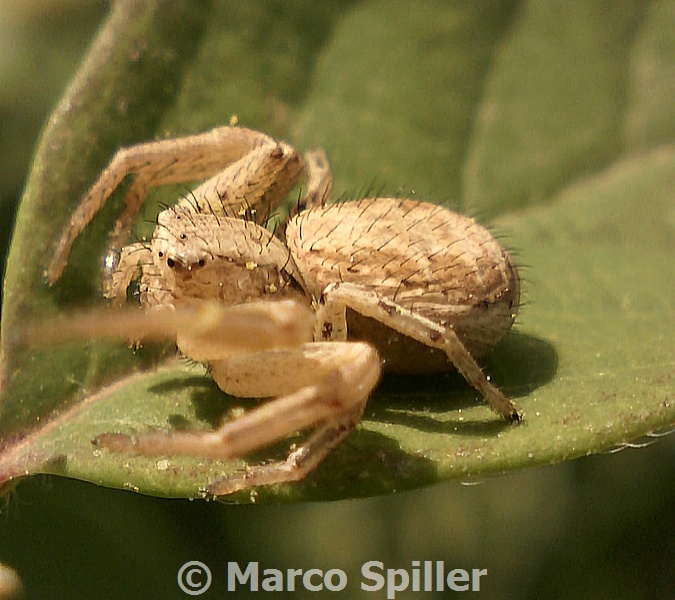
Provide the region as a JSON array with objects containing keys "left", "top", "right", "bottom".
[
  {"left": 198, "top": 259, "right": 205, "bottom": 267},
  {"left": 180, "top": 233, "right": 187, "bottom": 240},
  {"left": 167, "top": 257, "right": 175, "bottom": 268},
  {"left": 158, "top": 251, "right": 164, "bottom": 257}
]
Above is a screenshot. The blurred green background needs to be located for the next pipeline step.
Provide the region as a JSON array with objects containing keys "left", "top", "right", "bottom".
[{"left": 0, "top": 2, "right": 673, "bottom": 598}]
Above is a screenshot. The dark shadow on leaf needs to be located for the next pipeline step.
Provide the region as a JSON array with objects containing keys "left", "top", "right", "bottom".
[
  {"left": 305, "top": 427, "right": 438, "bottom": 500},
  {"left": 484, "top": 331, "right": 559, "bottom": 396},
  {"left": 367, "top": 332, "right": 557, "bottom": 436},
  {"left": 40, "top": 454, "right": 69, "bottom": 477},
  {"left": 226, "top": 427, "right": 439, "bottom": 503},
  {"left": 375, "top": 332, "right": 557, "bottom": 404},
  {"left": 372, "top": 405, "right": 514, "bottom": 438},
  {"left": 166, "top": 414, "right": 193, "bottom": 432},
  {"left": 191, "top": 388, "right": 261, "bottom": 430},
  {"left": 149, "top": 374, "right": 261, "bottom": 430},
  {"left": 149, "top": 375, "right": 213, "bottom": 395}
]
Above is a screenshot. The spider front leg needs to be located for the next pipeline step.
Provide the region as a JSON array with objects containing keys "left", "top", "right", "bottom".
[
  {"left": 204, "top": 406, "right": 365, "bottom": 497},
  {"left": 25, "top": 299, "right": 312, "bottom": 355},
  {"left": 47, "top": 126, "right": 280, "bottom": 284},
  {"left": 89, "top": 304, "right": 381, "bottom": 495}
]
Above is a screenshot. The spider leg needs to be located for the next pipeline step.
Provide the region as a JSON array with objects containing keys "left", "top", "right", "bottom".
[
  {"left": 22, "top": 299, "right": 312, "bottom": 356},
  {"left": 204, "top": 407, "right": 364, "bottom": 497},
  {"left": 186, "top": 141, "right": 305, "bottom": 222},
  {"left": 322, "top": 283, "right": 521, "bottom": 423},
  {"left": 48, "top": 126, "right": 275, "bottom": 284},
  {"left": 93, "top": 341, "right": 381, "bottom": 495},
  {"left": 297, "top": 148, "right": 333, "bottom": 212}
]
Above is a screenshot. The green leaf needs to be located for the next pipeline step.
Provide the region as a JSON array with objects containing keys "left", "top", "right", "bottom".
[{"left": 1, "top": 0, "right": 673, "bottom": 502}]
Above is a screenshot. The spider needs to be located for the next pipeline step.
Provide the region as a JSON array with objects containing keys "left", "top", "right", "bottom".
[{"left": 45, "top": 125, "right": 521, "bottom": 496}]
